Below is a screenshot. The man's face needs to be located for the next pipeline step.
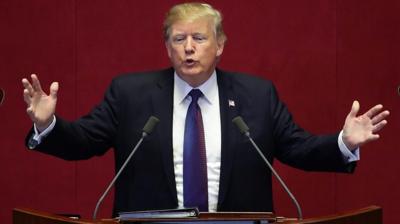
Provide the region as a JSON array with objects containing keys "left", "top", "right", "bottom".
[{"left": 165, "top": 17, "right": 224, "bottom": 87}]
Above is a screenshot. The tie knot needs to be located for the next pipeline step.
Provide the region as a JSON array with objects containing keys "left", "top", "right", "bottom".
[{"left": 189, "top": 89, "right": 203, "bottom": 104}]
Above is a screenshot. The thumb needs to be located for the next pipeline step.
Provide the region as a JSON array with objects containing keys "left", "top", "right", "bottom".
[
  {"left": 49, "top": 82, "right": 59, "bottom": 99},
  {"left": 347, "top": 100, "right": 360, "bottom": 118}
]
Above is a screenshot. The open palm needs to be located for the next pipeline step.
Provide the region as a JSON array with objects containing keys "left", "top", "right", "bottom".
[
  {"left": 342, "top": 101, "right": 389, "bottom": 150},
  {"left": 22, "top": 74, "right": 58, "bottom": 131}
]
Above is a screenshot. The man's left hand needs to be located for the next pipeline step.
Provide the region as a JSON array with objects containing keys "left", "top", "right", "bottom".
[{"left": 342, "top": 100, "right": 390, "bottom": 150}]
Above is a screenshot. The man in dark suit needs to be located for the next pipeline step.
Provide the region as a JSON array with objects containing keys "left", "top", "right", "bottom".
[{"left": 22, "top": 2, "right": 389, "bottom": 215}]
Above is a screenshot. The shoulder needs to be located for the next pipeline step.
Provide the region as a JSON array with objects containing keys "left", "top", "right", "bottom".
[
  {"left": 217, "top": 68, "right": 276, "bottom": 94},
  {"left": 111, "top": 67, "right": 174, "bottom": 87},
  {"left": 102, "top": 67, "right": 174, "bottom": 99}
]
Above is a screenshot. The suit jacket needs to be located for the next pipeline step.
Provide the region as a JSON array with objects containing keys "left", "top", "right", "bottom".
[{"left": 26, "top": 67, "right": 355, "bottom": 215}]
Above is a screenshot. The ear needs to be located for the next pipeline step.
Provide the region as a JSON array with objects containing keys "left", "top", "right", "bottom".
[
  {"left": 216, "top": 38, "right": 225, "bottom": 57},
  {"left": 165, "top": 40, "right": 172, "bottom": 58}
]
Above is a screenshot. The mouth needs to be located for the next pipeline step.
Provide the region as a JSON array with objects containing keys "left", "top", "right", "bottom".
[{"left": 184, "top": 59, "right": 197, "bottom": 66}]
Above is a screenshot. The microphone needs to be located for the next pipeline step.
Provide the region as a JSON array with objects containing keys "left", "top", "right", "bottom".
[
  {"left": 93, "top": 116, "right": 160, "bottom": 219},
  {"left": 232, "top": 116, "right": 303, "bottom": 220},
  {"left": 0, "top": 88, "right": 4, "bottom": 106}
]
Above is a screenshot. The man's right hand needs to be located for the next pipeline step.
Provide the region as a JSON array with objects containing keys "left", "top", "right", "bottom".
[{"left": 22, "top": 74, "right": 58, "bottom": 132}]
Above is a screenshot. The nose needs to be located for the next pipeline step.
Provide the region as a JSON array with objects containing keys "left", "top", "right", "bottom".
[{"left": 184, "top": 37, "right": 195, "bottom": 54}]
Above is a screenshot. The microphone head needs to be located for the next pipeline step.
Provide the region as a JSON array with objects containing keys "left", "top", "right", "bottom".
[
  {"left": 142, "top": 116, "right": 160, "bottom": 134},
  {"left": 0, "top": 88, "right": 4, "bottom": 106},
  {"left": 232, "top": 116, "right": 250, "bottom": 134}
]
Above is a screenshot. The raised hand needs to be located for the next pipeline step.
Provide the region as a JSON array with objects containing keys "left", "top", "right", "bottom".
[
  {"left": 342, "top": 100, "right": 390, "bottom": 150},
  {"left": 22, "top": 74, "right": 59, "bottom": 132}
]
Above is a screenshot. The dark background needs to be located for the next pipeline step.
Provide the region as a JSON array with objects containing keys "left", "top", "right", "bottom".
[{"left": 0, "top": 0, "right": 399, "bottom": 223}]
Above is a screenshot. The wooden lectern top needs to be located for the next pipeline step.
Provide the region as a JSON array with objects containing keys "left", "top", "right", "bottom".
[{"left": 13, "top": 205, "right": 382, "bottom": 224}]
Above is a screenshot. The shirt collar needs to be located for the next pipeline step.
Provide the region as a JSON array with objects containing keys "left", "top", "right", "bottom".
[{"left": 174, "top": 70, "right": 218, "bottom": 105}]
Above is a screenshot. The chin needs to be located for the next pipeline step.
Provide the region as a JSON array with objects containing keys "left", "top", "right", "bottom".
[{"left": 180, "top": 68, "right": 203, "bottom": 77}]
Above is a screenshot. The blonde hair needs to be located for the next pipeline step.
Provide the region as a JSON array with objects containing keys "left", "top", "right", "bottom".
[{"left": 163, "top": 2, "right": 227, "bottom": 42}]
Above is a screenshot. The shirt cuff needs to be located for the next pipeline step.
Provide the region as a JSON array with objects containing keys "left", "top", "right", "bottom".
[
  {"left": 338, "top": 130, "right": 360, "bottom": 163},
  {"left": 32, "top": 116, "right": 57, "bottom": 145}
]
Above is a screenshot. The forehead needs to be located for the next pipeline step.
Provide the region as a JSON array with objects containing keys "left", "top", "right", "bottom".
[{"left": 170, "top": 17, "right": 214, "bottom": 35}]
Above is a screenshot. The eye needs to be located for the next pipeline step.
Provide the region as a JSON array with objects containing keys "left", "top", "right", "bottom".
[
  {"left": 172, "top": 35, "right": 186, "bottom": 44},
  {"left": 193, "top": 34, "right": 207, "bottom": 42}
]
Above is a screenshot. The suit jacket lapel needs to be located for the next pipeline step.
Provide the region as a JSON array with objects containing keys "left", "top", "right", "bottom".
[
  {"left": 216, "top": 69, "right": 242, "bottom": 209},
  {"left": 151, "top": 68, "right": 178, "bottom": 204}
]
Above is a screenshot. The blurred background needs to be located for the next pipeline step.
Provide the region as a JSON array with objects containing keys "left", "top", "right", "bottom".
[{"left": 0, "top": 0, "right": 399, "bottom": 223}]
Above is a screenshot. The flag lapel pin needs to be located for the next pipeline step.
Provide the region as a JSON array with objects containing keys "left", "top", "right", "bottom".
[{"left": 228, "top": 99, "right": 235, "bottom": 107}]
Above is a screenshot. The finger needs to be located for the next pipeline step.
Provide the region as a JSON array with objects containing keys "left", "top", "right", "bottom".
[
  {"left": 371, "top": 110, "right": 390, "bottom": 125},
  {"left": 31, "top": 74, "right": 43, "bottom": 92},
  {"left": 373, "top": 120, "right": 388, "bottom": 133},
  {"left": 369, "top": 134, "right": 380, "bottom": 142},
  {"left": 22, "top": 78, "right": 34, "bottom": 95},
  {"left": 359, "top": 134, "right": 380, "bottom": 147},
  {"left": 26, "top": 106, "right": 34, "bottom": 116},
  {"left": 347, "top": 100, "right": 360, "bottom": 118},
  {"left": 364, "top": 104, "right": 384, "bottom": 119},
  {"left": 49, "top": 82, "right": 59, "bottom": 98},
  {"left": 23, "top": 89, "right": 32, "bottom": 105}
]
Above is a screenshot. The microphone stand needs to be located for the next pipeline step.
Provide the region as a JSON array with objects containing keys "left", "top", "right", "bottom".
[
  {"left": 233, "top": 116, "right": 303, "bottom": 220},
  {"left": 93, "top": 116, "right": 159, "bottom": 220}
]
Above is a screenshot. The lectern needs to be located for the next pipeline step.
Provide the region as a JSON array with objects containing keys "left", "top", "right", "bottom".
[{"left": 13, "top": 206, "right": 382, "bottom": 224}]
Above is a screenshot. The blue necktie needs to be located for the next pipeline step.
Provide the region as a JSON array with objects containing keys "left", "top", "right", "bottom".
[{"left": 183, "top": 89, "right": 208, "bottom": 211}]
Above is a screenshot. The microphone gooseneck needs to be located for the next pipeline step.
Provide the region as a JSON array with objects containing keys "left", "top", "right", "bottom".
[
  {"left": 93, "top": 116, "right": 160, "bottom": 220},
  {"left": 232, "top": 116, "right": 303, "bottom": 220}
]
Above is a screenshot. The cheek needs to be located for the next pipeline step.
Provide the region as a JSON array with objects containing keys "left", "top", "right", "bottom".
[
  {"left": 169, "top": 50, "right": 184, "bottom": 65},
  {"left": 200, "top": 47, "right": 218, "bottom": 62},
  {"left": 167, "top": 51, "right": 178, "bottom": 62},
  {"left": 171, "top": 48, "right": 184, "bottom": 58}
]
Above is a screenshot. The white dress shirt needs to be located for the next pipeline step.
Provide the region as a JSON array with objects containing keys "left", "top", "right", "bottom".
[{"left": 172, "top": 71, "right": 221, "bottom": 212}]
